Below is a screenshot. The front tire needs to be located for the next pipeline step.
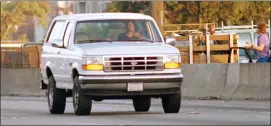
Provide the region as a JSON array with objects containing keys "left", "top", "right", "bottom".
[
  {"left": 47, "top": 76, "right": 66, "bottom": 114},
  {"left": 161, "top": 91, "right": 181, "bottom": 113},
  {"left": 133, "top": 96, "right": 151, "bottom": 112},
  {"left": 73, "top": 76, "right": 92, "bottom": 116}
]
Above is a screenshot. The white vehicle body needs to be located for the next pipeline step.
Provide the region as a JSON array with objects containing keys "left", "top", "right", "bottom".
[{"left": 40, "top": 13, "right": 183, "bottom": 115}]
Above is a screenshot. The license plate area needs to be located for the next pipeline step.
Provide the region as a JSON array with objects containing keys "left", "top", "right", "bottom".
[{"left": 127, "top": 82, "right": 144, "bottom": 92}]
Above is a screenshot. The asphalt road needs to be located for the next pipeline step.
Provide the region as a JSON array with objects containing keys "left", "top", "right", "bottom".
[{"left": 1, "top": 96, "right": 270, "bottom": 125}]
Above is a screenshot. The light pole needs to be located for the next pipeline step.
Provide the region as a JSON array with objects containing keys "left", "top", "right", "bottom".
[{"left": 151, "top": 1, "right": 164, "bottom": 36}]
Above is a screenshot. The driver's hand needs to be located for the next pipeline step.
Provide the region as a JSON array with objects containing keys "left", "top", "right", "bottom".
[
  {"left": 133, "top": 32, "right": 143, "bottom": 39},
  {"left": 245, "top": 42, "right": 252, "bottom": 49}
]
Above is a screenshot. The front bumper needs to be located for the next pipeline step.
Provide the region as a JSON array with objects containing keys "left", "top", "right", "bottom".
[{"left": 78, "top": 73, "right": 183, "bottom": 96}]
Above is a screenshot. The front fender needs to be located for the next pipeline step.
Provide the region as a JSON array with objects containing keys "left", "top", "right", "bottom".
[{"left": 71, "top": 62, "right": 82, "bottom": 77}]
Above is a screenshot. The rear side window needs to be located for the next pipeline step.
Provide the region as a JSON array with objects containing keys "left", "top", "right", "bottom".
[{"left": 47, "top": 21, "right": 66, "bottom": 43}]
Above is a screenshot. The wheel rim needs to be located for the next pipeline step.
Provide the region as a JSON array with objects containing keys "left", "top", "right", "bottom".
[
  {"left": 48, "top": 82, "right": 54, "bottom": 108},
  {"left": 73, "top": 84, "right": 79, "bottom": 110}
]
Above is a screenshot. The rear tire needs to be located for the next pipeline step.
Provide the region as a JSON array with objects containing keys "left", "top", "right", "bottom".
[
  {"left": 73, "top": 76, "right": 92, "bottom": 116},
  {"left": 47, "top": 76, "right": 66, "bottom": 114},
  {"left": 133, "top": 96, "right": 151, "bottom": 112},
  {"left": 162, "top": 91, "right": 181, "bottom": 113}
]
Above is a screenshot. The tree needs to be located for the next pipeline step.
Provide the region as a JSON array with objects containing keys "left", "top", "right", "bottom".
[
  {"left": 200, "top": 2, "right": 222, "bottom": 25},
  {"left": 244, "top": 1, "right": 270, "bottom": 24},
  {"left": 105, "top": 1, "right": 150, "bottom": 15},
  {"left": 164, "top": 1, "right": 185, "bottom": 24},
  {"left": 104, "top": 1, "right": 270, "bottom": 26},
  {"left": 1, "top": 1, "right": 50, "bottom": 41},
  {"left": 198, "top": 1, "right": 270, "bottom": 26}
]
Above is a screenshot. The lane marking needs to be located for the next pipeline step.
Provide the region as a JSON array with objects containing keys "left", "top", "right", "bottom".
[
  {"left": 256, "top": 115, "right": 270, "bottom": 120},
  {"left": 67, "top": 122, "right": 107, "bottom": 125}
]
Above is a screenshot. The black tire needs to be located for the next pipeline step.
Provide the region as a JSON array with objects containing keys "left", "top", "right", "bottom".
[
  {"left": 93, "top": 97, "right": 103, "bottom": 102},
  {"left": 133, "top": 96, "right": 151, "bottom": 112},
  {"left": 47, "top": 76, "right": 66, "bottom": 114},
  {"left": 73, "top": 76, "right": 92, "bottom": 116},
  {"left": 162, "top": 91, "right": 181, "bottom": 113}
]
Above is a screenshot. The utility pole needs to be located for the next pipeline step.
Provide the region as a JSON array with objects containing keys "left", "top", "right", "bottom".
[{"left": 150, "top": 1, "right": 164, "bottom": 36}]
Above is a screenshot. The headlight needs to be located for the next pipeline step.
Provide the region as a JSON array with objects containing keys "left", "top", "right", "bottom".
[
  {"left": 86, "top": 57, "right": 102, "bottom": 64},
  {"left": 164, "top": 55, "right": 180, "bottom": 63},
  {"left": 164, "top": 55, "right": 181, "bottom": 69},
  {"left": 82, "top": 57, "right": 103, "bottom": 71}
]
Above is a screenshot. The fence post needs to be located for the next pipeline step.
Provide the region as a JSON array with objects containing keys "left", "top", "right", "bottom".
[
  {"left": 230, "top": 34, "right": 234, "bottom": 63},
  {"left": 205, "top": 23, "right": 208, "bottom": 34},
  {"left": 235, "top": 34, "right": 239, "bottom": 63},
  {"left": 206, "top": 35, "right": 210, "bottom": 64},
  {"left": 189, "top": 35, "right": 193, "bottom": 64},
  {"left": 36, "top": 46, "right": 40, "bottom": 68},
  {"left": 21, "top": 46, "right": 23, "bottom": 68}
]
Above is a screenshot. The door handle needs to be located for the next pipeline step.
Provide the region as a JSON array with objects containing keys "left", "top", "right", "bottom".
[{"left": 57, "top": 51, "right": 61, "bottom": 54}]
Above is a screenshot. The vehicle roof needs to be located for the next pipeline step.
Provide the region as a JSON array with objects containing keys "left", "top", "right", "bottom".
[{"left": 54, "top": 13, "right": 154, "bottom": 21}]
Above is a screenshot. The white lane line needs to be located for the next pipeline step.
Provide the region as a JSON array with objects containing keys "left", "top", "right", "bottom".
[
  {"left": 256, "top": 115, "right": 270, "bottom": 120},
  {"left": 67, "top": 122, "right": 106, "bottom": 125}
]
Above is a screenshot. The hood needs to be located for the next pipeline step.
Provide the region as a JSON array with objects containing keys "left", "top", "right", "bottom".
[{"left": 74, "top": 42, "right": 179, "bottom": 56}]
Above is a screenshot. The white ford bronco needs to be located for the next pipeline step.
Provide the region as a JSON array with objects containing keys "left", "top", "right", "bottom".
[{"left": 40, "top": 13, "right": 183, "bottom": 115}]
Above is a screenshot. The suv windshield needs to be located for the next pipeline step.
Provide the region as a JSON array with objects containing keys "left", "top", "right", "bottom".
[{"left": 74, "top": 20, "right": 163, "bottom": 44}]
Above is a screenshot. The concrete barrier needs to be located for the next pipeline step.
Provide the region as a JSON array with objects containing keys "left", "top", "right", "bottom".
[
  {"left": 181, "top": 64, "right": 227, "bottom": 98},
  {"left": 182, "top": 63, "right": 270, "bottom": 100},
  {"left": 223, "top": 63, "right": 270, "bottom": 100},
  {"left": 1, "top": 68, "right": 45, "bottom": 96},
  {"left": 1, "top": 63, "right": 270, "bottom": 100}
]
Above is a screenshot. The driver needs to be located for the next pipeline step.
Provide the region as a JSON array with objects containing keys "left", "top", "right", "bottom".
[{"left": 118, "top": 21, "right": 144, "bottom": 41}]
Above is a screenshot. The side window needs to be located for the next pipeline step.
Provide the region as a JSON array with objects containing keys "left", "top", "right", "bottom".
[
  {"left": 47, "top": 21, "right": 66, "bottom": 43},
  {"left": 238, "top": 33, "right": 252, "bottom": 47},
  {"left": 63, "top": 22, "right": 73, "bottom": 47}
]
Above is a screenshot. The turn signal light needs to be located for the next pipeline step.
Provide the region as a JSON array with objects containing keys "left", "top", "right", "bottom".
[
  {"left": 82, "top": 64, "right": 103, "bottom": 71},
  {"left": 165, "top": 62, "right": 181, "bottom": 69}
]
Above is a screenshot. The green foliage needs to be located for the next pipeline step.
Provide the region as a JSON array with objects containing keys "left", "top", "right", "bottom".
[
  {"left": 106, "top": 1, "right": 270, "bottom": 26},
  {"left": 1, "top": 1, "right": 50, "bottom": 41},
  {"left": 105, "top": 1, "right": 150, "bottom": 15}
]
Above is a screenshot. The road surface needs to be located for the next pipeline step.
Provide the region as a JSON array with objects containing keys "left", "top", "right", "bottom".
[{"left": 1, "top": 96, "right": 270, "bottom": 125}]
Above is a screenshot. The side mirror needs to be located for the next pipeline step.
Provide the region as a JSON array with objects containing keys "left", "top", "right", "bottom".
[
  {"left": 239, "top": 59, "right": 249, "bottom": 63},
  {"left": 52, "top": 39, "right": 63, "bottom": 48},
  {"left": 165, "top": 37, "right": 176, "bottom": 46}
]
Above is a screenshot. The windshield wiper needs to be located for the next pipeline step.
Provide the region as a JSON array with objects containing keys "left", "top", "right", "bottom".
[{"left": 77, "top": 39, "right": 113, "bottom": 43}]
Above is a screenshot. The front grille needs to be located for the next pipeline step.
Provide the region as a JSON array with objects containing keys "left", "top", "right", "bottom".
[{"left": 104, "top": 56, "right": 164, "bottom": 72}]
